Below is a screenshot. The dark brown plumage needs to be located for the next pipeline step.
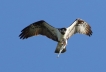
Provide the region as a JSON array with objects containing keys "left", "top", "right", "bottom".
[{"left": 19, "top": 20, "right": 59, "bottom": 41}]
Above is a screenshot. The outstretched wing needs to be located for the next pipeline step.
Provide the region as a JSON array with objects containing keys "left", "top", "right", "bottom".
[
  {"left": 64, "top": 18, "right": 93, "bottom": 39},
  {"left": 19, "top": 20, "right": 60, "bottom": 42}
]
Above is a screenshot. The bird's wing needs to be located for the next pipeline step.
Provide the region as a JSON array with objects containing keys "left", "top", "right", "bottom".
[
  {"left": 19, "top": 20, "right": 60, "bottom": 42},
  {"left": 64, "top": 18, "right": 93, "bottom": 39}
]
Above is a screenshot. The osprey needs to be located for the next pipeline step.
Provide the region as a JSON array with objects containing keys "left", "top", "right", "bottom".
[{"left": 19, "top": 18, "right": 92, "bottom": 57}]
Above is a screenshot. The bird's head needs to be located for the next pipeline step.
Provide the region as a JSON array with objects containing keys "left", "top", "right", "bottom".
[{"left": 59, "top": 28, "right": 67, "bottom": 35}]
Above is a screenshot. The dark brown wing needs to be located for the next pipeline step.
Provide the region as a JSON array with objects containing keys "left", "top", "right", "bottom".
[{"left": 19, "top": 20, "right": 59, "bottom": 42}]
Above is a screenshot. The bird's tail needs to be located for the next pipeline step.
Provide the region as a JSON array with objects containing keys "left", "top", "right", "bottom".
[{"left": 54, "top": 42, "right": 66, "bottom": 53}]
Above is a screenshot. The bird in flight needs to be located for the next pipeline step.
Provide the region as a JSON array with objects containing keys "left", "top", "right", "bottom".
[{"left": 19, "top": 18, "right": 92, "bottom": 57}]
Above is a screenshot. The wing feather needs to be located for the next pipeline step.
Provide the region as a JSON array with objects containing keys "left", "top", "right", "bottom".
[
  {"left": 76, "top": 20, "right": 92, "bottom": 36},
  {"left": 19, "top": 20, "right": 59, "bottom": 42},
  {"left": 64, "top": 18, "right": 93, "bottom": 39}
]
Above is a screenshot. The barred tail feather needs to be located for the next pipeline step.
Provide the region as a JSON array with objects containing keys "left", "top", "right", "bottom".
[
  {"left": 54, "top": 42, "right": 66, "bottom": 53},
  {"left": 55, "top": 48, "right": 66, "bottom": 53}
]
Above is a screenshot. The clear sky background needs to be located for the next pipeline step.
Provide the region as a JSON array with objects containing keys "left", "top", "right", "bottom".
[{"left": 0, "top": 0, "right": 106, "bottom": 72}]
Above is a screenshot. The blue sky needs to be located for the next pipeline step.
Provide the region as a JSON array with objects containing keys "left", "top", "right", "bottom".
[{"left": 0, "top": 0, "right": 106, "bottom": 72}]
